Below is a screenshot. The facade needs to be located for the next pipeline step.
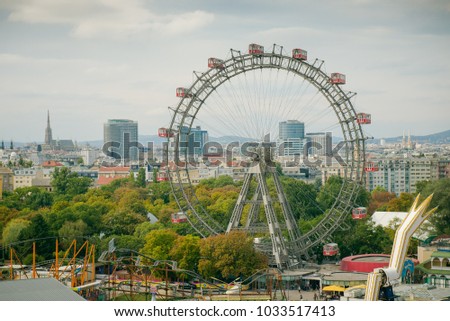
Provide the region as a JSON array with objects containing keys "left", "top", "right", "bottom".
[
  {"left": 416, "top": 251, "right": 450, "bottom": 288},
  {"left": 278, "top": 120, "right": 305, "bottom": 156},
  {"left": 366, "top": 156, "right": 440, "bottom": 195},
  {"left": 13, "top": 168, "right": 36, "bottom": 189},
  {"left": 80, "top": 148, "right": 100, "bottom": 166},
  {"left": 0, "top": 167, "right": 13, "bottom": 198},
  {"left": 320, "top": 162, "right": 346, "bottom": 184},
  {"left": 306, "top": 132, "right": 332, "bottom": 157},
  {"left": 97, "top": 166, "right": 130, "bottom": 186},
  {"left": 104, "top": 119, "right": 139, "bottom": 164},
  {"left": 179, "top": 125, "right": 208, "bottom": 158},
  {"left": 31, "top": 168, "right": 54, "bottom": 191}
]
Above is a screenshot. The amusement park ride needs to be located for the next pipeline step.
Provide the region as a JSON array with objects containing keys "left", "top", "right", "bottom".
[{"left": 159, "top": 43, "right": 375, "bottom": 271}]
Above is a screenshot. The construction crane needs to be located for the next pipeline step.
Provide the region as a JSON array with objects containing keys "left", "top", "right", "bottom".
[{"left": 365, "top": 194, "right": 437, "bottom": 301}]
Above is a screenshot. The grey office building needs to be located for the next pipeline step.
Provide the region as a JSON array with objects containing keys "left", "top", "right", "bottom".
[
  {"left": 104, "top": 119, "right": 138, "bottom": 164},
  {"left": 278, "top": 120, "right": 305, "bottom": 156},
  {"left": 306, "top": 132, "right": 332, "bottom": 157}
]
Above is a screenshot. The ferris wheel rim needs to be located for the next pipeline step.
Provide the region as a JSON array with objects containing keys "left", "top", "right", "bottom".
[{"left": 166, "top": 44, "right": 366, "bottom": 252}]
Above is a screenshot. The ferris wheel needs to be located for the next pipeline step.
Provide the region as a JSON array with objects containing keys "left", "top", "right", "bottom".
[{"left": 163, "top": 43, "right": 369, "bottom": 270}]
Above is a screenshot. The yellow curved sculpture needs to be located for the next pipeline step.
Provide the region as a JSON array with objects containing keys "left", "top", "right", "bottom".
[{"left": 365, "top": 194, "right": 437, "bottom": 301}]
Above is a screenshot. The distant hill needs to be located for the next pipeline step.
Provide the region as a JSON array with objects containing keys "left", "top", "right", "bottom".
[{"left": 368, "top": 129, "right": 450, "bottom": 145}]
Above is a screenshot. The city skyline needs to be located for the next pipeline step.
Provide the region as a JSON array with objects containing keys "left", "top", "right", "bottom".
[{"left": 1, "top": 1, "right": 450, "bottom": 142}]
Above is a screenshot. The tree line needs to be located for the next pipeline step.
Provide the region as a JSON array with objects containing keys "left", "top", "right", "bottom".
[{"left": 1, "top": 166, "right": 449, "bottom": 280}]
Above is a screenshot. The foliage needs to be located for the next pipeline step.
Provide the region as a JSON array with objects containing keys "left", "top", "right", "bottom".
[
  {"left": 3, "top": 166, "right": 449, "bottom": 281},
  {"left": 101, "top": 209, "right": 147, "bottom": 236},
  {"left": 316, "top": 175, "right": 343, "bottom": 209},
  {"left": 51, "top": 167, "right": 92, "bottom": 199},
  {"left": 58, "top": 220, "right": 88, "bottom": 248},
  {"left": 136, "top": 168, "right": 146, "bottom": 188},
  {"left": 386, "top": 193, "right": 415, "bottom": 212},
  {"left": 197, "top": 175, "right": 238, "bottom": 189},
  {"left": 2, "top": 218, "right": 31, "bottom": 246},
  {"left": 333, "top": 220, "right": 392, "bottom": 257},
  {"left": 283, "top": 177, "right": 321, "bottom": 220},
  {"left": 99, "top": 235, "right": 145, "bottom": 253},
  {"left": 169, "top": 234, "right": 201, "bottom": 271},
  {"left": 17, "top": 214, "right": 55, "bottom": 259},
  {"left": 141, "top": 229, "right": 179, "bottom": 261},
  {"left": 368, "top": 188, "right": 396, "bottom": 214},
  {"left": 198, "top": 231, "right": 268, "bottom": 281},
  {"left": 417, "top": 178, "right": 450, "bottom": 235}
]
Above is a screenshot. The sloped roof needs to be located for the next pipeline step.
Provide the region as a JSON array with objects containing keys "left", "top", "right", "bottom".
[
  {"left": 99, "top": 166, "right": 130, "bottom": 172},
  {"left": 371, "top": 211, "right": 407, "bottom": 227},
  {"left": 0, "top": 278, "right": 85, "bottom": 301},
  {"left": 147, "top": 212, "right": 159, "bottom": 224},
  {"left": 371, "top": 211, "right": 431, "bottom": 240}
]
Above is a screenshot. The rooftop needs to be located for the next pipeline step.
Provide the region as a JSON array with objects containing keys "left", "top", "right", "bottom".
[{"left": 0, "top": 278, "right": 85, "bottom": 301}]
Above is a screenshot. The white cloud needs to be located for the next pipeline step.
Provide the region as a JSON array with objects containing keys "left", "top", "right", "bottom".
[{"left": 2, "top": 0, "right": 214, "bottom": 38}]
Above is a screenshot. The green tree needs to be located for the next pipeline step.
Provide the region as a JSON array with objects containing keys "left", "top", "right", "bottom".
[
  {"left": 2, "top": 219, "right": 31, "bottom": 246},
  {"left": 417, "top": 178, "right": 450, "bottom": 235},
  {"left": 17, "top": 214, "right": 54, "bottom": 259},
  {"left": 169, "top": 234, "right": 201, "bottom": 271},
  {"left": 333, "top": 220, "right": 392, "bottom": 257},
  {"left": 115, "top": 188, "right": 147, "bottom": 216},
  {"left": 141, "top": 229, "right": 179, "bottom": 260},
  {"left": 101, "top": 209, "right": 146, "bottom": 235},
  {"left": 316, "top": 175, "right": 343, "bottom": 209},
  {"left": 198, "top": 231, "right": 268, "bottom": 281},
  {"left": 198, "top": 175, "right": 237, "bottom": 189},
  {"left": 386, "top": 193, "right": 415, "bottom": 212},
  {"left": 283, "top": 177, "right": 321, "bottom": 220},
  {"left": 100, "top": 235, "right": 145, "bottom": 253},
  {"left": 136, "top": 167, "right": 146, "bottom": 188},
  {"left": 0, "top": 206, "right": 20, "bottom": 233},
  {"left": 58, "top": 219, "right": 88, "bottom": 248},
  {"left": 2, "top": 187, "right": 53, "bottom": 210},
  {"left": 149, "top": 181, "right": 172, "bottom": 203},
  {"left": 52, "top": 167, "right": 92, "bottom": 199},
  {"left": 133, "top": 221, "right": 163, "bottom": 239},
  {"left": 368, "top": 189, "right": 396, "bottom": 214}
]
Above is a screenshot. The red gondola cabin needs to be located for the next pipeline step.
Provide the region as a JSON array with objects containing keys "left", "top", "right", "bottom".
[
  {"left": 171, "top": 212, "right": 188, "bottom": 224},
  {"left": 364, "top": 162, "right": 379, "bottom": 172},
  {"left": 330, "top": 73, "right": 346, "bottom": 85},
  {"left": 176, "top": 87, "right": 192, "bottom": 98},
  {"left": 352, "top": 207, "right": 367, "bottom": 220},
  {"left": 357, "top": 113, "right": 372, "bottom": 125},
  {"left": 323, "top": 243, "right": 339, "bottom": 256},
  {"left": 249, "top": 43, "right": 264, "bottom": 55},
  {"left": 292, "top": 48, "right": 307, "bottom": 60},
  {"left": 158, "top": 128, "right": 174, "bottom": 138},
  {"left": 157, "top": 171, "right": 169, "bottom": 182},
  {"left": 208, "top": 57, "right": 225, "bottom": 69}
]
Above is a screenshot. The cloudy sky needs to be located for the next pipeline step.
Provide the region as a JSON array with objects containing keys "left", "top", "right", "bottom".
[{"left": 1, "top": 0, "right": 449, "bottom": 142}]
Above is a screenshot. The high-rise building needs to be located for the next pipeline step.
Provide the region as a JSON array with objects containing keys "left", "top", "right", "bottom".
[
  {"left": 179, "top": 125, "right": 209, "bottom": 158},
  {"left": 44, "top": 110, "right": 53, "bottom": 146},
  {"left": 278, "top": 120, "right": 305, "bottom": 156},
  {"left": 306, "top": 132, "right": 332, "bottom": 157},
  {"left": 366, "top": 156, "right": 440, "bottom": 195},
  {"left": 104, "top": 119, "right": 139, "bottom": 164}
]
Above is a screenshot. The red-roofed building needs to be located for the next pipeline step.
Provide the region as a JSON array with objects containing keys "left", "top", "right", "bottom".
[
  {"left": 97, "top": 166, "right": 130, "bottom": 186},
  {"left": 41, "top": 160, "right": 63, "bottom": 168}
]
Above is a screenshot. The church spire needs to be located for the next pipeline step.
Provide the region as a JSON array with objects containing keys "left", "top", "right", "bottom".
[{"left": 45, "top": 110, "right": 53, "bottom": 146}]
